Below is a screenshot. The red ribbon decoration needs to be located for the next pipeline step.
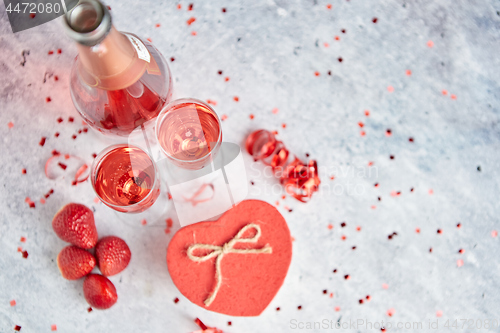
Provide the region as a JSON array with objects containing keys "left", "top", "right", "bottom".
[{"left": 245, "top": 129, "right": 320, "bottom": 202}]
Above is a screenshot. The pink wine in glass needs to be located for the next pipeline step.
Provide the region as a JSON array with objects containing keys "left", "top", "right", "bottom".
[
  {"left": 63, "top": 0, "right": 173, "bottom": 137},
  {"left": 92, "top": 145, "right": 160, "bottom": 213},
  {"left": 156, "top": 99, "right": 222, "bottom": 170}
]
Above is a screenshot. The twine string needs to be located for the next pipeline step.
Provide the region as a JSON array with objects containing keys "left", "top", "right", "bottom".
[{"left": 187, "top": 223, "right": 272, "bottom": 306}]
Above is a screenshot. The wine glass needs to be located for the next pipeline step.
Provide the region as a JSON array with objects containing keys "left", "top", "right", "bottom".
[
  {"left": 155, "top": 98, "right": 223, "bottom": 170},
  {"left": 91, "top": 144, "right": 169, "bottom": 226}
]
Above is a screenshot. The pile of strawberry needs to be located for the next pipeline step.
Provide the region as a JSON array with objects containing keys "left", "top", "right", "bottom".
[{"left": 52, "top": 203, "right": 131, "bottom": 310}]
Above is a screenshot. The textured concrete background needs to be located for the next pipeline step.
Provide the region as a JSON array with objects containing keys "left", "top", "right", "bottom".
[{"left": 1, "top": 0, "right": 500, "bottom": 332}]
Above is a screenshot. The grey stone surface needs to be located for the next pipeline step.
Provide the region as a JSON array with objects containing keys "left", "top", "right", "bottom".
[{"left": 1, "top": 0, "right": 500, "bottom": 332}]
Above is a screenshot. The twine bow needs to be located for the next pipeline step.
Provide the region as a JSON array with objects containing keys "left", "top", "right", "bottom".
[{"left": 187, "top": 223, "right": 273, "bottom": 307}]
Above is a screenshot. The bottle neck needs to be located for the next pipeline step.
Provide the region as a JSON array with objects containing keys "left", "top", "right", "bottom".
[{"left": 64, "top": 0, "right": 148, "bottom": 90}]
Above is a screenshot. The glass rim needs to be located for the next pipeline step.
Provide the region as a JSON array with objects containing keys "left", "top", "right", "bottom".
[
  {"left": 90, "top": 143, "right": 160, "bottom": 210},
  {"left": 154, "top": 97, "right": 223, "bottom": 165}
]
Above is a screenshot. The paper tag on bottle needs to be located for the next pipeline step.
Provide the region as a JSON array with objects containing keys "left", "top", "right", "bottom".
[{"left": 126, "top": 35, "right": 151, "bottom": 63}]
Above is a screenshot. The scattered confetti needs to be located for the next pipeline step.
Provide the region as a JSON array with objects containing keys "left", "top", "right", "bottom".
[
  {"left": 10, "top": 300, "right": 16, "bottom": 306},
  {"left": 46, "top": 97, "right": 51, "bottom": 102},
  {"left": 8, "top": 122, "right": 14, "bottom": 128},
  {"left": 187, "top": 17, "right": 196, "bottom": 25},
  {"left": 39, "top": 137, "right": 47, "bottom": 147}
]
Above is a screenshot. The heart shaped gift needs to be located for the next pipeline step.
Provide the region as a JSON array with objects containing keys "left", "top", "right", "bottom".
[{"left": 167, "top": 200, "right": 292, "bottom": 316}]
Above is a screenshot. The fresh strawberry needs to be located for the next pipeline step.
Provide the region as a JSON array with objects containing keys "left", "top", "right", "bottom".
[
  {"left": 52, "top": 203, "right": 98, "bottom": 249},
  {"left": 95, "top": 236, "right": 131, "bottom": 276},
  {"left": 57, "top": 246, "right": 96, "bottom": 280},
  {"left": 83, "top": 274, "right": 117, "bottom": 310}
]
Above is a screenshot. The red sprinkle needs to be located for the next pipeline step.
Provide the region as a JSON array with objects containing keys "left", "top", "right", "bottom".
[
  {"left": 54, "top": 76, "right": 58, "bottom": 81},
  {"left": 8, "top": 122, "right": 14, "bottom": 129},
  {"left": 297, "top": 305, "right": 302, "bottom": 310},
  {"left": 30, "top": 13, "right": 35, "bottom": 18},
  {"left": 51, "top": 324, "right": 57, "bottom": 331},
  {"left": 224, "top": 76, "right": 230, "bottom": 81},
  {"left": 188, "top": 3, "right": 193, "bottom": 10},
  {"left": 174, "top": 297, "right": 179, "bottom": 303},
  {"left": 187, "top": 17, "right": 196, "bottom": 25},
  {"left": 39, "top": 137, "right": 47, "bottom": 146},
  {"left": 314, "top": 71, "right": 320, "bottom": 76},
  {"left": 222, "top": 8, "right": 226, "bottom": 13},
  {"left": 406, "top": 69, "right": 412, "bottom": 76},
  {"left": 22, "top": 250, "right": 28, "bottom": 259},
  {"left": 326, "top": 4, "right": 332, "bottom": 9},
  {"left": 68, "top": 117, "right": 74, "bottom": 122},
  {"left": 155, "top": 23, "right": 161, "bottom": 28},
  {"left": 386, "top": 129, "right": 392, "bottom": 136},
  {"left": 177, "top": 4, "right": 181, "bottom": 9},
  {"left": 233, "top": 96, "right": 239, "bottom": 102},
  {"left": 372, "top": 17, "right": 378, "bottom": 23},
  {"left": 20, "top": 237, "right": 26, "bottom": 243},
  {"left": 46, "top": 97, "right": 51, "bottom": 102},
  {"left": 249, "top": 114, "right": 255, "bottom": 120},
  {"left": 72, "top": 134, "right": 77, "bottom": 140},
  {"left": 22, "top": 168, "right": 27, "bottom": 174},
  {"left": 427, "top": 40, "right": 434, "bottom": 48},
  {"left": 221, "top": 114, "right": 228, "bottom": 121},
  {"left": 54, "top": 132, "right": 60, "bottom": 138},
  {"left": 58, "top": 162, "right": 67, "bottom": 170},
  {"left": 14, "top": 325, "right": 21, "bottom": 331},
  {"left": 48, "top": 50, "right": 54, "bottom": 55},
  {"left": 10, "top": 300, "right": 16, "bottom": 306},
  {"left": 344, "top": 274, "right": 350, "bottom": 280},
  {"left": 57, "top": 117, "right": 63, "bottom": 123},
  {"left": 228, "top": 321, "right": 232, "bottom": 326},
  {"left": 191, "top": 31, "right": 197, "bottom": 36},
  {"left": 365, "top": 110, "right": 370, "bottom": 116},
  {"left": 194, "top": 318, "right": 208, "bottom": 330},
  {"left": 387, "top": 86, "right": 394, "bottom": 93}
]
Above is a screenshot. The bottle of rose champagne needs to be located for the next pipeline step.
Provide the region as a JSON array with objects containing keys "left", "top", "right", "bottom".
[{"left": 63, "top": 0, "right": 173, "bottom": 137}]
